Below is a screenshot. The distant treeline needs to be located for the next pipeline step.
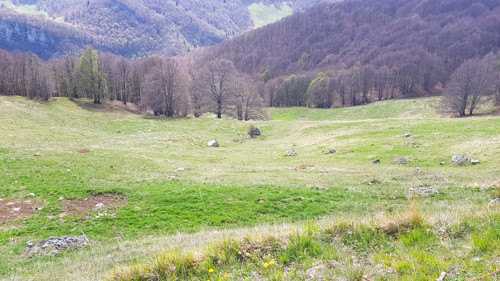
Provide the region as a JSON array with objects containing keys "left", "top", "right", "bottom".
[{"left": 0, "top": 47, "right": 265, "bottom": 120}]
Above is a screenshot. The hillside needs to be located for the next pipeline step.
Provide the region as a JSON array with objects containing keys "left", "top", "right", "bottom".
[
  {"left": 0, "top": 96, "right": 499, "bottom": 280},
  {"left": 196, "top": 0, "right": 500, "bottom": 106},
  {"left": 0, "top": 0, "right": 337, "bottom": 59}
]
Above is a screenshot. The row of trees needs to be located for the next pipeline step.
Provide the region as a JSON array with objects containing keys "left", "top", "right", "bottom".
[{"left": 0, "top": 47, "right": 264, "bottom": 120}]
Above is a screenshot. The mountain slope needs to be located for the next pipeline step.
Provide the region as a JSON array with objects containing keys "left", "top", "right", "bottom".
[
  {"left": 0, "top": 0, "right": 338, "bottom": 59},
  {"left": 206, "top": 0, "right": 500, "bottom": 79}
]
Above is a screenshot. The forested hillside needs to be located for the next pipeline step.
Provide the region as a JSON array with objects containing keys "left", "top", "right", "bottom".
[
  {"left": 0, "top": 0, "right": 336, "bottom": 59},
  {"left": 0, "top": 0, "right": 499, "bottom": 116},
  {"left": 199, "top": 0, "right": 500, "bottom": 107}
]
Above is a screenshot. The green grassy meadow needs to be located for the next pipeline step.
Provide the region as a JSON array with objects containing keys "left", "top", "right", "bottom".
[{"left": 0, "top": 96, "right": 499, "bottom": 280}]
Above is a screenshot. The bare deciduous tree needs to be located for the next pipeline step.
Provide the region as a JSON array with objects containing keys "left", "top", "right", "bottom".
[
  {"left": 193, "top": 59, "right": 236, "bottom": 119},
  {"left": 442, "top": 57, "right": 496, "bottom": 117}
]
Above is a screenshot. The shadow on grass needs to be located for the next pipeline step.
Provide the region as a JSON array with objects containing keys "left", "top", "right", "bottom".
[{"left": 71, "top": 98, "right": 142, "bottom": 115}]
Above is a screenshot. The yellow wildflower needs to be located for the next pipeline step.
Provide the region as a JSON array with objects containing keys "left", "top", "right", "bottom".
[
  {"left": 264, "top": 263, "right": 269, "bottom": 268},
  {"left": 208, "top": 268, "right": 214, "bottom": 273},
  {"left": 269, "top": 260, "right": 275, "bottom": 265},
  {"left": 224, "top": 273, "right": 230, "bottom": 278}
]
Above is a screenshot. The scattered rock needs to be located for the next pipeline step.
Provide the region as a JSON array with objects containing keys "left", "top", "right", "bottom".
[
  {"left": 471, "top": 159, "right": 480, "bottom": 165},
  {"left": 413, "top": 167, "right": 422, "bottom": 174},
  {"left": 59, "top": 197, "right": 65, "bottom": 201},
  {"left": 405, "top": 133, "right": 412, "bottom": 138},
  {"left": 489, "top": 198, "right": 500, "bottom": 205},
  {"left": 440, "top": 162, "right": 445, "bottom": 166},
  {"left": 328, "top": 149, "right": 336, "bottom": 154},
  {"left": 247, "top": 127, "right": 262, "bottom": 138},
  {"left": 286, "top": 150, "right": 297, "bottom": 157},
  {"left": 394, "top": 157, "right": 409, "bottom": 164},
  {"left": 252, "top": 127, "right": 261, "bottom": 136},
  {"left": 47, "top": 215, "right": 56, "bottom": 220},
  {"left": 246, "top": 134, "right": 252, "bottom": 140},
  {"left": 26, "top": 236, "right": 90, "bottom": 255},
  {"left": 12, "top": 207, "right": 21, "bottom": 212},
  {"left": 95, "top": 203, "right": 105, "bottom": 209},
  {"left": 27, "top": 193, "right": 35, "bottom": 197},
  {"left": 452, "top": 155, "right": 470, "bottom": 165},
  {"left": 372, "top": 158, "right": 381, "bottom": 164},
  {"left": 409, "top": 187, "right": 439, "bottom": 196},
  {"left": 207, "top": 140, "right": 219, "bottom": 147},
  {"left": 33, "top": 152, "right": 42, "bottom": 157},
  {"left": 176, "top": 167, "right": 185, "bottom": 172},
  {"left": 134, "top": 206, "right": 142, "bottom": 211},
  {"left": 436, "top": 271, "right": 447, "bottom": 281},
  {"left": 116, "top": 130, "right": 121, "bottom": 133}
]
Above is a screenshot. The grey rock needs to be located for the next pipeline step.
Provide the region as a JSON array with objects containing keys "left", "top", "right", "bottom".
[
  {"left": 246, "top": 134, "right": 252, "bottom": 140},
  {"left": 452, "top": 155, "right": 470, "bottom": 165},
  {"left": 409, "top": 187, "right": 439, "bottom": 195},
  {"left": 286, "top": 150, "right": 297, "bottom": 157},
  {"left": 95, "top": 203, "right": 105, "bottom": 209},
  {"left": 489, "top": 198, "right": 500, "bottom": 205},
  {"left": 26, "top": 236, "right": 90, "bottom": 255},
  {"left": 394, "top": 157, "right": 409, "bottom": 164},
  {"left": 116, "top": 130, "right": 121, "bottom": 133},
  {"left": 328, "top": 149, "right": 336, "bottom": 154},
  {"left": 252, "top": 128, "right": 261, "bottom": 136},
  {"left": 405, "top": 133, "right": 412, "bottom": 138},
  {"left": 471, "top": 159, "right": 480, "bottom": 165},
  {"left": 413, "top": 167, "right": 422, "bottom": 174},
  {"left": 12, "top": 207, "right": 21, "bottom": 212},
  {"left": 372, "top": 158, "right": 381, "bottom": 164},
  {"left": 207, "top": 140, "right": 219, "bottom": 147},
  {"left": 440, "top": 162, "right": 445, "bottom": 165}
]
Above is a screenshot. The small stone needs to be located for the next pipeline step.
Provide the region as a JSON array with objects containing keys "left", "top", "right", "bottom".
[
  {"left": 372, "top": 158, "right": 381, "bottom": 164},
  {"left": 286, "top": 150, "right": 297, "bottom": 157},
  {"left": 95, "top": 203, "right": 105, "bottom": 209},
  {"left": 471, "top": 159, "right": 480, "bottom": 165},
  {"left": 47, "top": 215, "right": 56, "bottom": 220},
  {"left": 405, "top": 133, "right": 412, "bottom": 137},
  {"left": 33, "top": 152, "right": 42, "bottom": 157},
  {"left": 207, "top": 140, "right": 219, "bottom": 147},
  {"left": 409, "top": 187, "right": 439, "bottom": 195},
  {"left": 176, "top": 167, "right": 185, "bottom": 172},
  {"left": 6, "top": 202, "right": 14, "bottom": 206},
  {"left": 134, "top": 206, "right": 141, "bottom": 211},
  {"left": 27, "top": 193, "right": 35, "bottom": 197},
  {"left": 59, "top": 197, "right": 65, "bottom": 201},
  {"left": 328, "top": 149, "right": 336, "bottom": 154},
  {"left": 116, "top": 130, "right": 121, "bottom": 133},
  {"left": 452, "top": 155, "right": 470, "bottom": 165},
  {"left": 440, "top": 162, "right": 445, "bottom": 165},
  {"left": 12, "top": 207, "right": 21, "bottom": 212},
  {"left": 413, "top": 167, "right": 422, "bottom": 174},
  {"left": 394, "top": 157, "right": 408, "bottom": 164},
  {"left": 246, "top": 134, "right": 252, "bottom": 140},
  {"left": 252, "top": 128, "right": 261, "bottom": 136},
  {"left": 0, "top": 198, "right": 2, "bottom": 201},
  {"left": 489, "top": 198, "right": 500, "bottom": 205}
]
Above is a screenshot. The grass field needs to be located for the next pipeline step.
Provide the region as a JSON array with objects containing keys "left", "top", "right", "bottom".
[
  {"left": 248, "top": 3, "right": 293, "bottom": 29},
  {"left": 0, "top": 96, "right": 499, "bottom": 280}
]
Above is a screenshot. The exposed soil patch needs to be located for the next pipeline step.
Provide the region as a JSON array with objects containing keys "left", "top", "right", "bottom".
[
  {"left": 63, "top": 194, "right": 127, "bottom": 216},
  {"left": 78, "top": 148, "right": 89, "bottom": 154},
  {"left": 0, "top": 199, "right": 43, "bottom": 223}
]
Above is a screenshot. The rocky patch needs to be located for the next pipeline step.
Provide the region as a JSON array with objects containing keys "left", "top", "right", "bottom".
[
  {"left": 26, "top": 236, "right": 90, "bottom": 256},
  {"left": 409, "top": 187, "right": 439, "bottom": 196}
]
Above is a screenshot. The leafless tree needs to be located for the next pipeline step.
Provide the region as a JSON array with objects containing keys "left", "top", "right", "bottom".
[
  {"left": 193, "top": 59, "right": 236, "bottom": 118},
  {"left": 141, "top": 57, "right": 188, "bottom": 117},
  {"left": 442, "top": 57, "right": 496, "bottom": 117}
]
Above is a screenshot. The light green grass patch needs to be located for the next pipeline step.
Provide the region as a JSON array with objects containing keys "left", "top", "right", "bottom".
[{"left": 249, "top": 2, "right": 293, "bottom": 28}]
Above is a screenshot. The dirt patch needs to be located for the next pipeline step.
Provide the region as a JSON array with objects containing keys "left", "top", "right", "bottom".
[
  {"left": 63, "top": 194, "right": 127, "bottom": 216},
  {"left": 0, "top": 199, "right": 43, "bottom": 223},
  {"left": 78, "top": 148, "right": 89, "bottom": 154}
]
